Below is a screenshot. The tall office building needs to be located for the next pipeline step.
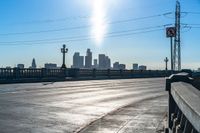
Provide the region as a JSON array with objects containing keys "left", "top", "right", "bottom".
[
  {"left": 99, "top": 54, "right": 106, "bottom": 69},
  {"left": 85, "top": 49, "right": 92, "bottom": 68},
  {"left": 73, "top": 52, "right": 79, "bottom": 68},
  {"left": 99, "top": 54, "right": 111, "bottom": 69},
  {"left": 31, "top": 58, "right": 37, "bottom": 69},
  {"left": 79, "top": 56, "right": 84, "bottom": 68},
  {"left": 105, "top": 56, "right": 111, "bottom": 69},
  {"left": 73, "top": 52, "right": 84, "bottom": 68},
  {"left": 133, "top": 63, "right": 139, "bottom": 70},
  {"left": 93, "top": 59, "right": 98, "bottom": 68}
]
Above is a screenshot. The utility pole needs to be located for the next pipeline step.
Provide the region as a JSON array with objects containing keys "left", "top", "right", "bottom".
[
  {"left": 170, "top": 36, "right": 173, "bottom": 71},
  {"left": 164, "top": 57, "right": 169, "bottom": 71},
  {"left": 174, "top": 0, "right": 181, "bottom": 71},
  {"left": 61, "top": 44, "right": 68, "bottom": 69}
]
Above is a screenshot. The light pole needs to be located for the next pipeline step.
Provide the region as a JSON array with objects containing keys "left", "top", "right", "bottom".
[
  {"left": 164, "top": 57, "right": 169, "bottom": 71},
  {"left": 61, "top": 44, "right": 68, "bottom": 69}
]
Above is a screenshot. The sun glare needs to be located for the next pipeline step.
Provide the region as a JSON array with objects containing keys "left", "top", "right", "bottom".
[{"left": 91, "top": 0, "right": 107, "bottom": 45}]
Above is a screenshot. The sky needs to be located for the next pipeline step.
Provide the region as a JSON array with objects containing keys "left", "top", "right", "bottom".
[{"left": 0, "top": 0, "right": 199, "bottom": 70}]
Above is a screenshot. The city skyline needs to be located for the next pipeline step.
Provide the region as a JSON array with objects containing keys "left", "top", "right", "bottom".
[
  {"left": 9, "top": 48, "right": 150, "bottom": 70},
  {"left": 0, "top": 0, "right": 199, "bottom": 69}
]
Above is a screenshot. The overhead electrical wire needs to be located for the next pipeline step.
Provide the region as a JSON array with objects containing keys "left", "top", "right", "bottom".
[
  {"left": 3, "top": 15, "right": 91, "bottom": 26},
  {"left": 68, "top": 29, "right": 164, "bottom": 43},
  {"left": 0, "top": 10, "right": 198, "bottom": 46},
  {"left": 0, "top": 29, "right": 164, "bottom": 46},
  {"left": 0, "top": 25, "right": 169, "bottom": 45},
  {"left": 0, "top": 12, "right": 172, "bottom": 36},
  {"left": 182, "top": 11, "right": 200, "bottom": 15},
  {"left": 181, "top": 23, "right": 200, "bottom": 29}
]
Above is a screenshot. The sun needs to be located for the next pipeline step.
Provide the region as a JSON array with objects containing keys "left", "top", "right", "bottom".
[{"left": 90, "top": 0, "right": 108, "bottom": 45}]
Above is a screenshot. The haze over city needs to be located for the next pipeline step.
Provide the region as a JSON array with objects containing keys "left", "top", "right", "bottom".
[{"left": 0, "top": 0, "right": 199, "bottom": 70}]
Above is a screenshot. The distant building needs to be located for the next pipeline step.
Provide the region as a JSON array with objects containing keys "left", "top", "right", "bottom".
[
  {"left": 73, "top": 52, "right": 84, "bottom": 68},
  {"left": 98, "top": 54, "right": 111, "bottom": 69},
  {"left": 73, "top": 52, "right": 79, "bottom": 68},
  {"left": 105, "top": 56, "right": 111, "bottom": 69},
  {"left": 6, "top": 66, "right": 12, "bottom": 69},
  {"left": 17, "top": 64, "right": 24, "bottom": 69},
  {"left": 139, "top": 65, "right": 147, "bottom": 70},
  {"left": 99, "top": 54, "right": 106, "bottom": 69},
  {"left": 93, "top": 59, "right": 98, "bottom": 68},
  {"left": 45, "top": 63, "right": 57, "bottom": 69},
  {"left": 133, "top": 63, "right": 139, "bottom": 70},
  {"left": 198, "top": 68, "right": 200, "bottom": 71},
  {"left": 113, "top": 62, "right": 120, "bottom": 70},
  {"left": 113, "top": 62, "right": 125, "bottom": 70},
  {"left": 85, "top": 49, "right": 92, "bottom": 68},
  {"left": 119, "top": 64, "right": 126, "bottom": 70},
  {"left": 31, "top": 58, "right": 37, "bottom": 69},
  {"left": 79, "top": 56, "right": 84, "bottom": 68}
]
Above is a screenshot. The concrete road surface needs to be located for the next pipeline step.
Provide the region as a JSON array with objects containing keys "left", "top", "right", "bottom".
[{"left": 0, "top": 78, "right": 168, "bottom": 133}]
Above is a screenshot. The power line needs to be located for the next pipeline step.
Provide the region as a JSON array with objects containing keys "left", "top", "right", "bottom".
[
  {"left": 2, "top": 15, "right": 91, "bottom": 26},
  {"left": 69, "top": 29, "right": 164, "bottom": 43},
  {"left": 0, "top": 24, "right": 170, "bottom": 44},
  {"left": 2, "top": 12, "right": 171, "bottom": 26},
  {"left": 0, "top": 25, "right": 91, "bottom": 36},
  {"left": 0, "top": 12, "right": 171, "bottom": 36},
  {"left": 0, "top": 28, "right": 165, "bottom": 46},
  {"left": 180, "top": 23, "right": 200, "bottom": 30},
  {"left": 108, "top": 13, "right": 168, "bottom": 24},
  {"left": 164, "top": 11, "right": 200, "bottom": 19},
  {"left": 182, "top": 11, "right": 200, "bottom": 15},
  {"left": 181, "top": 23, "right": 200, "bottom": 26},
  {"left": 190, "top": 27, "right": 200, "bottom": 28}
]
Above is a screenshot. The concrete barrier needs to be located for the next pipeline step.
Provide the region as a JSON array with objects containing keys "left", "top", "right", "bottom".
[{"left": 166, "top": 73, "right": 200, "bottom": 133}]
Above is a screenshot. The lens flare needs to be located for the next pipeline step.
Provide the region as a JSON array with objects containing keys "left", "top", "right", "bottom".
[{"left": 91, "top": 0, "right": 107, "bottom": 45}]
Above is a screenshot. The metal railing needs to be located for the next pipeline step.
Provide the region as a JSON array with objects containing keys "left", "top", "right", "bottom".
[
  {"left": 166, "top": 73, "right": 200, "bottom": 133},
  {"left": 0, "top": 68, "right": 173, "bottom": 83}
]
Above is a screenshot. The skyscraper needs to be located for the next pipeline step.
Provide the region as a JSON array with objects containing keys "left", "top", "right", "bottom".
[
  {"left": 85, "top": 49, "right": 92, "bottom": 68},
  {"left": 79, "top": 56, "right": 84, "bottom": 68},
  {"left": 93, "top": 59, "right": 98, "bottom": 68},
  {"left": 99, "top": 54, "right": 111, "bottom": 69},
  {"left": 99, "top": 54, "right": 106, "bottom": 69},
  {"left": 31, "top": 58, "right": 37, "bottom": 69},
  {"left": 105, "top": 56, "right": 111, "bottom": 69},
  {"left": 73, "top": 52, "right": 84, "bottom": 68}
]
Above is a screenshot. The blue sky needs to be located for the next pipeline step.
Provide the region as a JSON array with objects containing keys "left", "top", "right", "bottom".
[{"left": 0, "top": 0, "right": 199, "bottom": 69}]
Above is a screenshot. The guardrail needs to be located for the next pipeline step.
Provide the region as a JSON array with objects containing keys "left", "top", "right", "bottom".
[
  {"left": 0, "top": 68, "right": 66, "bottom": 79},
  {"left": 166, "top": 73, "right": 200, "bottom": 133},
  {"left": 0, "top": 68, "right": 173, "bottom": 83}
]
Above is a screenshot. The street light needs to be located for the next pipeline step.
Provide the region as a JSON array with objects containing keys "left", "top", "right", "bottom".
[
  {"left": 164, "top": 57, "right": 169, "bottom": 71},
  {"left": 61, "top": 44, "right": 68, "bottom": 69}
]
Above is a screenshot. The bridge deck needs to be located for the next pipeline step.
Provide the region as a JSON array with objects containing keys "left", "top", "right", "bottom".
[{"left": 0, "top": 78, "right": 167, "bottom": 133}]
